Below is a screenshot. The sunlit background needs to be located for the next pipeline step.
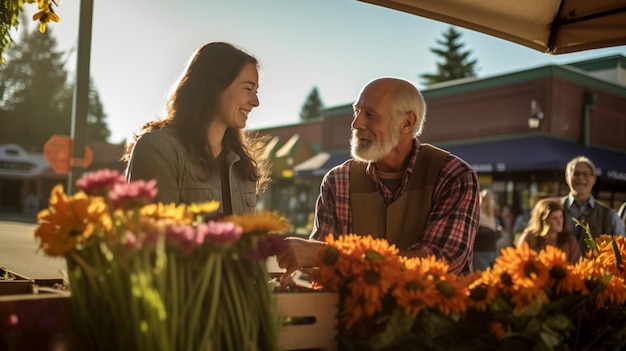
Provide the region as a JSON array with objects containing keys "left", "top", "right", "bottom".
[{"left": 19, "top": 0, "right": 626, "bottom": 143}]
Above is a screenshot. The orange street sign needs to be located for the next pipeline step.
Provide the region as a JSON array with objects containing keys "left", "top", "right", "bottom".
[{"left": 44, "top": 135, "right": 93, "bottom": 175}]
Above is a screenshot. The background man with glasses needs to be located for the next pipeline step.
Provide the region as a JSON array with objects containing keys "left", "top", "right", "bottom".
[{"left": 561, "top": 156, "right": 625, "bottom": 254}]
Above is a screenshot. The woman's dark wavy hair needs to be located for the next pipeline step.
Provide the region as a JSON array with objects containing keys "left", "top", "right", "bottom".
[{"left": 123, "top": 42, "right": 271, "bottom": 193}]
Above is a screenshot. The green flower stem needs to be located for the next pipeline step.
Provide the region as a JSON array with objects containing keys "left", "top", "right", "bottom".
[
  {"left": 166, "top": 254, "right": 179, "bottom": 350},
  {"left": 221, "top": 272, "right": 242, "bottom": 350},
  {"left": 186, "top": 253, "right": 219, "bottom": 351},
  {"left": 199, "top": 254, "right": 224, "bottom": 350},
  {"left": 223, "top": 258, "right": 251, "bottom": 350}
]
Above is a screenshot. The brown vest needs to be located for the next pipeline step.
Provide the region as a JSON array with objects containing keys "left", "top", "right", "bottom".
[
  {"left": 560, "top": 196, "right": 615, "bottom": 253},
  {"left": 349, "top": 144, "right": 449, "bottom": 250}
]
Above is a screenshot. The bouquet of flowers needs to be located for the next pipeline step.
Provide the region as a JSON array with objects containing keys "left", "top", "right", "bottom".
[
  {"left": 312, "top": 227, "right": 626, "bottom": 350},
  {"left": 33, "top": 169, "right": 289, "bottom": 351}
]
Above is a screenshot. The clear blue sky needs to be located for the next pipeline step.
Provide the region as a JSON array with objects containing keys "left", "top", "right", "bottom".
[{"left": 21, "top": 0, "right": 626, "bottom": 143}]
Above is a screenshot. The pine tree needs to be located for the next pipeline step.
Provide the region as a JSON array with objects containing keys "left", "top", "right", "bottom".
[
  {"left": 0, "top": 26, "right": 110, "bottom": 151},
  {"left": 420, "top": 26, "right": 478, "bottom": 86},
  {"left": 300, "top": 86, "right": 324, "bottom": 121}
]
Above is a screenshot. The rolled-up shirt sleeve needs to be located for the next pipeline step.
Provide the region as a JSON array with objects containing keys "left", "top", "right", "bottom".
[{"left": 310, "top": 166, "right": 343, "bottom": 241}]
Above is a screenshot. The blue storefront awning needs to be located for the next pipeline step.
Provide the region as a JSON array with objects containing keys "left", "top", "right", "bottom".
[
  {"left": 440, "top": 136, "right": 626, "bottom": 181},
  {"left": 293, "top": 136, "right": 626, "bottom": 181}
]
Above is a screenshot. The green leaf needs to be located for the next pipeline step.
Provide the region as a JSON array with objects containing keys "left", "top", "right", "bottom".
[{"left": 368, "top": 308, "right": 416, "bottom": 349}]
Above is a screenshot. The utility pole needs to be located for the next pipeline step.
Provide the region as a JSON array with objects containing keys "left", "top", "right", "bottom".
[{"left": 67, "top": 0, "right": 94, "bottom": 194}]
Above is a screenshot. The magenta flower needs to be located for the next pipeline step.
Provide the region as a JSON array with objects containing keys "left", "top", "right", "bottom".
[
  {"left": 196, "top": 221, "right": 243, "bottom": 247},
  {"left": 109, "top": 179, "right": 158, "bottom": 209},
  {"left": 123, "top": 231, "right": 141, "bottom": 252},
  {"left": 244, "top": 234, "right": 288, "bottom": 260},
  {"left": 76, "top": 169, "right": 126, "bottom": 196},
  {"left": 165, "top": 224, "right": 197, "bottom": 255}
]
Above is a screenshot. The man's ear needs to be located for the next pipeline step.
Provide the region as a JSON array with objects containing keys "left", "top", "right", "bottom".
[{"left": 401, "top": 112, "right": 416, "bottom": 134}]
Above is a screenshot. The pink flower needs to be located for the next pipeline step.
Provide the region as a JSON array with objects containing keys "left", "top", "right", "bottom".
[
  {"left": 123, "top": 231, "right": 141, "bottom": 252},
  {"left": 109, "top": 179, "right": 158, "bottom": 209},
  {"left": 244, "top": 234, "right": 287, "bottom": 260},
  {"left": 165, "top": 224, "right": 197, "bottom": 255},
  {"left": 196, "top": 221, "right": 243, "bottom": 247},
  {"left": 76, "top": 169, "right": 126, "bottom": 196},
  {"left": 9, "top": 314, "right": 18, "bottom": 326}
]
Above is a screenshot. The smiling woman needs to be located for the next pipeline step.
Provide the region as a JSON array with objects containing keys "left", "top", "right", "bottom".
[{"left": 123, "top": 42, "right": 272, "bottom": 213}]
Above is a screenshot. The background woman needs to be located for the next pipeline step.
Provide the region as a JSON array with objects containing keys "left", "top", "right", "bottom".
[
  {"left": 473, "top": 189, "right": 500, "bottom": 271},
  {"left": 123, "top": 42, "right": 271, "bottom": 214},
  {"left": 517, "top": 198, "right": 581, "bottom": 264}
]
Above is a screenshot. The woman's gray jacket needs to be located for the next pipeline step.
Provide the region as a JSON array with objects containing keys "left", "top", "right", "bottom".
[{"left": 125, "top": 127, "right": 256, "bottom": 214}]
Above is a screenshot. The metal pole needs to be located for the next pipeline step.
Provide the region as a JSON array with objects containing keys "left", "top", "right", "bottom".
[{"left": 67, "top": 0, "right": 94, "bottom": 194}]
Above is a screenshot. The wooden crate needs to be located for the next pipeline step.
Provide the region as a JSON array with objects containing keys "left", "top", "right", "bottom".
[
  {"left": 0, "top": 293, "right": 85, "bottom": 351},
  {"left": 276, "top": 291, "right": 339, "bottom": 351},
  {"left": 0, "top": 267, "right": 65, "bottom": 293}
]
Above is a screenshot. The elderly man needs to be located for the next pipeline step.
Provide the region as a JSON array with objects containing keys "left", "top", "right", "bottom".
[
  {"left": 561, "top": 156, "right": 625, "bottom": 252},
  {"left": 277, "top": 77, "right": 480, "bottom": 278}
]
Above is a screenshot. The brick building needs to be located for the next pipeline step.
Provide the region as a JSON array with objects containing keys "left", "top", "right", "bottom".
[{"left": 256, "top": 55, "right": 626, "bottom": 232}]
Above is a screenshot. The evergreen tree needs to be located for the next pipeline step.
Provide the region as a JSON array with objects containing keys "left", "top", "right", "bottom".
[
  {"left": 0, "top": 26, "right": 110, "bottom": 151},
  {"left": 300, "top": 86, "right": 324, "bottom": 121},
  {"left": 420, "top": 26, "right": 478, "bottom": 86}
]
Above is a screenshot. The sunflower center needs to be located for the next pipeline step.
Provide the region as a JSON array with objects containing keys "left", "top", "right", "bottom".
[
  {"left": 549, "top": 265, "right": 566, "bottom": 280},
  {"left": 500, "top": 272, "right": 513, "bottom": 286},
  {"left": 436, "top": 281, "right": 455, "bottom": 298},
  {"left": 364, "top": 250, "right": 384, "bottom": 263},
  {"left": 364, "top": 269, "right": 381, "bottom": 286},
  {"left": 469, "top": 284, "right": 488, "bottom": 300}
]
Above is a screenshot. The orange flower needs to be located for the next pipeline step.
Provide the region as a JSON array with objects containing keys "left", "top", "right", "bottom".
[
  {"left": 34, "top": 185, "right": 110, "bottom": 256},
  {"left": 594, "top": 235, "right": 626, "bottom": 277},
  {"left": 393, "top": 257, "right": 439, "bottom": 316},
  {"left": 463, "top": 269, "right": 498, "bottom": 312},
  {"left": 432, "top": 272, "right": 468, "bottom": 315},
  {"left": 539, "top": 245, "right": 584, "bottom": 295},
  {"left": 226, "top": 211, "right": 290, "bottom": 234}
]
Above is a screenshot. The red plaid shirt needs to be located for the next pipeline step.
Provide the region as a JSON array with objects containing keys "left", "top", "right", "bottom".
[{"left": 311, "top": 139, "right": 480, "bottom": 274}]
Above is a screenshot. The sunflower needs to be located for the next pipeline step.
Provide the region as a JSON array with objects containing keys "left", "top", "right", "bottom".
[
  {"left": 495, "top": 241, "right": 549, "bottom": 292},
  {"left": 594, "top": 235, "right": 626, "bottom": 277},
  {"left": 539, "top": 245, "right": 585, "bottom": 295},
  {"left": 594, "top": 271, "right": 626, "bottom": 307},
  {"left": 340, "top": 294, "right": 369, "bottom": 331},
  {"left": 431, "top": 272, "right": 468, "bottom": 315},
  {"left": 392, "top": 257, "right": 439, "bottom": 316},
  {"left": 463, "top": 269, "right": 498, "bottom": 312},
  {"left": 573, "top": 259, "right": 604, "bottom": 296}
]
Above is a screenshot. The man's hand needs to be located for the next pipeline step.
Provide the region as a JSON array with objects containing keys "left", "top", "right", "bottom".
[{"left": 276, "top": 237, "right": 326, "bottom": 283}]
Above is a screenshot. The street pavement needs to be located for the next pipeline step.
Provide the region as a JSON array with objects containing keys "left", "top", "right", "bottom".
[{"left": 0, "top": 219, "right": 66, "bottom": 279}]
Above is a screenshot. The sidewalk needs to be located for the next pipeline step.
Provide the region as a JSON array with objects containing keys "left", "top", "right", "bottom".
[{"left": 0, "top": 213, "right": 37, "bottom": 224}]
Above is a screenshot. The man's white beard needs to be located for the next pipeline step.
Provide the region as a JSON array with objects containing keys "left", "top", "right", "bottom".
[{"left": 350, "top": 128, "right": 400, "bottom": 162}]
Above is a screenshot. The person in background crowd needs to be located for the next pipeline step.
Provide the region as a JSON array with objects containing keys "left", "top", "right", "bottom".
[
  {"left": 277, "top": 77, "right": 480, "bottom": 279},
  {"left": 473, "top": 189, "right": 500, "bottom": 271},
  {"left": 513, "top": 192, "right": 553, "bottom": 242},
  {"left": 518, "top": 198, "right": 581, "bottom": 264},
  {"left": 560, "top": 156, "right": 624, "bottom": 253},
  {"left": 122, "top": 42, "right": 271, "bottom": 214},
  {"left": 496, "top": 203, "right": 515, "bottom": 251}
]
